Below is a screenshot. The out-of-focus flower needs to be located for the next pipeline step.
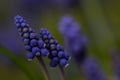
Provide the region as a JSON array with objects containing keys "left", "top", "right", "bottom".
[
  {"left": 19, "top": 0, "right": 46, "bottom": 13},
  {"left": 40, "top": 28, "right": 70, "bottom": 67},
  {"left": 58, "top": 15, "right": 107, "bottom": 80},
  {"left": 81, "top": 57, "right": 106, "bottom": 80},
  {"left": 58, "top": 15, "right": 87, "bottom": 63},
  {"left": 0, "top": 27, "right": 23, "bottom": 54},
  {"left": 51, "top": 0, "right": 79, "bottom": 9},
  {"left": 14, "top": 15, "right": 49, "bottom": 61},
  {"left": 19, "top": 0, "right": 79, "bottom": 12},
  {"left": 110, "top": 49, "right": 120, "bottom": 80}
]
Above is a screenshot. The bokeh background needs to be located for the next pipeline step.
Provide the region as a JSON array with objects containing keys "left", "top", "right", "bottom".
[{"left": 0, "top": 0, "right": 120, "bottom": 80}]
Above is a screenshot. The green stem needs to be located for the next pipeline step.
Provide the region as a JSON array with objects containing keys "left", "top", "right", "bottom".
[
  {"left": 59, "top": 66, "right": 65, "bottom": 80},
  {"left": 36, "top": 56, "right": 51, "bottom": 80},
  {"left": 0, "top": 45, "right": 39, "bottom": 80}
]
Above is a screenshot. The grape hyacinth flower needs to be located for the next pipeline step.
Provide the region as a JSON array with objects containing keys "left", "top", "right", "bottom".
[
  {"left": 14, "top": 15, "right": 51, "bottom": 80},
  {"left": 110, "top": 49, "right": 120, "bottom": 80},
  {"left": 14, "top": 15, "right": 49, "bottom": 61},
  {"left": 40, "top": 28, "right": 70, "bottom": 68},
  {"left": 58, "top": 15, "right": 87, "bottom": 64},
  {"left": 58, "top": 15, "right": 107, "bottom": 80},
  {"left": 81, "top": 57, "right": 106, "bottom": 80}
]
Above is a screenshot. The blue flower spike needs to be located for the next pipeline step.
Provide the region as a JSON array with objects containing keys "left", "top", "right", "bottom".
[
  {"left": 40, "top": 28, "right": 70, "bottom": 68},
  {"left": 58, "top": 15, "right": 87, "bottom": 63},
  {"left": 14, "top": 15, "right": 49, "bottom": 61}
]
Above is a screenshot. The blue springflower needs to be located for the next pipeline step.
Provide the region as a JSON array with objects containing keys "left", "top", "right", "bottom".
[
  {"left": 14, "top": 15, "right": 49, "bottom": 61},
  {"left": 110, "top": 49, "right": 120, "bottom": 80},
  {"left": 82, "top": 57, "right": 106, "bottom": 80},
  {"left": 40, "top": 28, "right": 70, "bottom": 67},
  {"left": 58, "top": 15, "right": 107, "bottom": 79},
  {"left": 58, "top": 15, "right": 87, "bottom": 63}
]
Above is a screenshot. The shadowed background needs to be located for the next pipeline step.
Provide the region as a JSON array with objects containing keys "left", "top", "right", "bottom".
[{"left": 0, "top": 0, "right": 120, "bottom": 80}]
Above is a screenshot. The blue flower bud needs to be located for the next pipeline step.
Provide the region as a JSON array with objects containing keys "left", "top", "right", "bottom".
[
  {"left": 52, "top": 57, "right": 59, "bottom": 63},
  {"left": 50, "top": 60, "right": 57, "bottom": 67},
  {"left": 64, "top": 53, "right": 71, "bottom": 60},
  {"left": 23, "top": 33, "right": 29, "bottom": 38},
  {"left": 60, "top": 59, "right": 68, "bottom": 67},
  {"left": 23, "top": 27, "right": 29, "bottom": 33},
  {"left": 16, "top": 23, "right": 21, "bottom": 27},
  {"left": 48, "top": 34, "right": 52, "bottom": 39},
  {"left": 49, "top": 39, "right": 56, "bottom": 44},
  {"left": 21, "top": 22, "right": 26, "bottom": 27},
  {"left": 30, "top": 33, "right": 38, "bottom": 39},
  {"left": 42, "top": 34, "right": 48, "bottom": 39},
  {"left": 30, "top": 39, "right": 38, "bottom": 46},
  {"left": 41, "top": 49, "right": 49, "bottom": 56},
  {"left": 14, "top": 15, "right": 21, "bottom": 20},
  {"left": 51, "top": 50, "right": 57, "bottom": 56},
  {"left": 58, "top": 51, "right": 64, "bottom": 58},
  {"left": 56, "top": 44, "right": 63, "bottom": 51},
  {"left": 23, "top": 39, "right": 30, "bottom": 45},
  {"left": 38, "top": 40, "right": 45, "bottom": 48},
  {"left": 50, "top": 44, "right": 56, "bottom": 50},
  {"left": 32, "top": 47, "right": 40, "bottom": 56},
  {"left": 27, "top": 52, "right": 34, "bottom": 61}
]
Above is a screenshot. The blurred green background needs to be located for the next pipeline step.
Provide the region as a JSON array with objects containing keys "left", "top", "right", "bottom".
[{"left": 0, "top": 0, "right": 120, "bottom": 80}]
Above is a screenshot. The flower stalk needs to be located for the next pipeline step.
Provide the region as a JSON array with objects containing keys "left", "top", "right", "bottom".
[
  {"left": 37, "top": 56, "right": 51, "bottom": 80},
  {"left": 59, "top": 66, "right": 65, "bottom": 80}
]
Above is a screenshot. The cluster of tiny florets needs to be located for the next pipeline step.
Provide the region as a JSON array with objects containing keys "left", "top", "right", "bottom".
[
  {"left": 82, "top": 57, "right": 106, "bottom": 80},
  {"left": 14, "top": 15, "right": 70, "bottom": 68},
  {"left": 58, "top": 15, "right": 87, "bottom": 63},
  {"left": 40, "top": 28, "right": 70, "bottom": 67},
  {"left": 14, "top": 15, "right": 49, "bottom": 61}
]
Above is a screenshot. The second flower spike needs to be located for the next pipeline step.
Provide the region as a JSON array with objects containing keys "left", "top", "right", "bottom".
[{"left": 40, "top": 28, "right": 70, "bottom": 68}]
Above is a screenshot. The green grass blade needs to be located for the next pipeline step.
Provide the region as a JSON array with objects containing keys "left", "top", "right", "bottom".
[{"left": 0, "top": 45, "right": 39, "bottom": 80}]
